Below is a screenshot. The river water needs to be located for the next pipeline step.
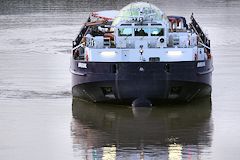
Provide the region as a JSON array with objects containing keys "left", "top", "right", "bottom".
[{"left": 0, "top": 0, "right": 240, "bottom": 159}]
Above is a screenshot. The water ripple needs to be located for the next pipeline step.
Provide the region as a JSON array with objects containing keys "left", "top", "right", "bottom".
[{"left": 0, "top": 89, "right": 71, "bottom": 99}]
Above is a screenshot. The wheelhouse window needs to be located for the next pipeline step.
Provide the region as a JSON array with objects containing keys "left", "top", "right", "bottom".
[
  {"left": 118, "top": 28, "right": 133, "bottom": 36},
  {"left": 150, "top": 28, "right": 164, "bottom": 36},
  {"left": 134, "top": 28, "right": 149, "bottom": 36}
]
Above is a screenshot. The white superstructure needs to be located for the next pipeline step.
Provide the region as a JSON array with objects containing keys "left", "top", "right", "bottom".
[{"left": 73, "top": 2, "right": 208, "bottom": 62}]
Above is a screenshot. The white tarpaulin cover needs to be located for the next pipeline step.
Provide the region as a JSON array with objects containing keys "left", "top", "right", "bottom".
[{"left": 92, "top": 10, "right": 119, "bottom": 20}]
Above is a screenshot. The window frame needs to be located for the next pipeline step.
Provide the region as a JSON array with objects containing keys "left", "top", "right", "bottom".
[
  {"left": 150, "top": 27, "right": 164, "bottom": 36},
  {"left": 134, "top": 27, "right": 149, "bottom": 37},
  {"left": 118, "top": 28, "right": 133, "bottom": 37}
]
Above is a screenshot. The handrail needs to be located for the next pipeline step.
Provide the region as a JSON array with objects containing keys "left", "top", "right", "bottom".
[
  {"left": 190, "top": 15, "right": 205, "bottom": 43},
  {"left": 198, "top": 42, "right": 210, "bottom": 50},
  {"left": 73, "top": 17, "right": 91, "bottom": 48},
  {"left": 190, "top": 14, "right": 211, "bottom": 53},
  {"left": 72, "top": 43, "right": 83, "bottom": 51}
]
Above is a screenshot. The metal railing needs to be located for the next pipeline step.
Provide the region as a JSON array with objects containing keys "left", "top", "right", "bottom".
[{"left": 190, "top": 14, "right": 211, "bottom": 53}]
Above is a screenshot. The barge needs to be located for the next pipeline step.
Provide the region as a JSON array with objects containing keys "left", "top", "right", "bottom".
[{"left": 70, "top": 2, "right": 213, "bottom": 106}]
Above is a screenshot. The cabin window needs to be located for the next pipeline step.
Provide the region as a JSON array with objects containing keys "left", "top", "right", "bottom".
[
  {"left": 118, "top": 28, "right": 132, "bottom": 36},
  {"left": 150, "top": 28, "right": 164, "bottom": 36},
  {"left": 134, "top": 28, "right": 149, "bottom": 36}
]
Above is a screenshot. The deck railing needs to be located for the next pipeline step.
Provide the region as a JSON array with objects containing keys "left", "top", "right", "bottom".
[{"left": 190, "top": 14, "right": 211, "bottom": 54}]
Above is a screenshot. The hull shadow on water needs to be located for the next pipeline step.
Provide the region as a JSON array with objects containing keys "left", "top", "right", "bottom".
[{"left": 71, "top": 98, "right": 213, "bottom": 159}]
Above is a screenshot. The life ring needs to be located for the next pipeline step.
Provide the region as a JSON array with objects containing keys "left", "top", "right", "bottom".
[{"left": 160, "top": 38, "right": 165, "bottom": 43}]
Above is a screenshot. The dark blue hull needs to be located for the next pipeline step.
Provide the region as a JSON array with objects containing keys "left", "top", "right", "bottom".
[{"left": 70, "top": 59, "right": 213, "bottom": 105}]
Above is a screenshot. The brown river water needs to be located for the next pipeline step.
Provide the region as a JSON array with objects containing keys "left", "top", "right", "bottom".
[{"left": 0, "top": 0, "right": 240, "bottom": 159}]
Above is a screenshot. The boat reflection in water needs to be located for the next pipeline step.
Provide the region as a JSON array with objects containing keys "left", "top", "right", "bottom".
[{"left": 71, "top": 98, "right": 213, "bottom": 159}]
